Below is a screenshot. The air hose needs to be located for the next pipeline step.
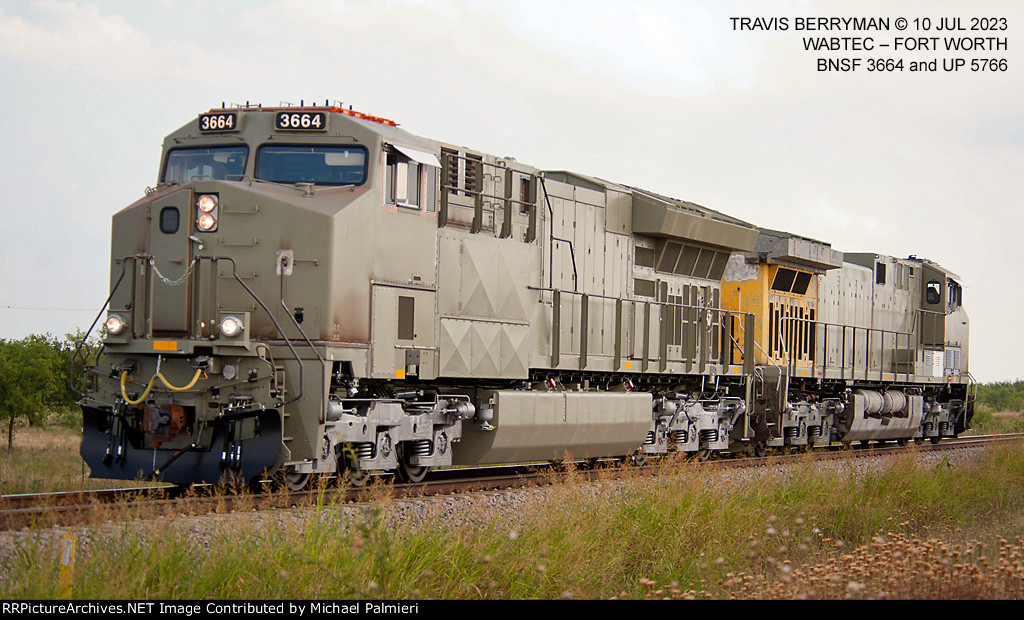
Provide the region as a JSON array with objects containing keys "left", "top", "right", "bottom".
[{"left": 119, "top": 368, "right": 205, "bottom": 406}]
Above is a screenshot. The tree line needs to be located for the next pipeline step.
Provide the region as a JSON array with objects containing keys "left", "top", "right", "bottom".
[
  {"left": 0, "top": 332, "right": 101, "bottom": 450},
  {"left": 976, "top": 380, "right": 1024, "bottom": 413}
]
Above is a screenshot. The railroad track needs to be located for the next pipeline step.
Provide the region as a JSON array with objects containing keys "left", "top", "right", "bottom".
[{"left": 3, "top": 433, "right": 1021, "bottom": 532}]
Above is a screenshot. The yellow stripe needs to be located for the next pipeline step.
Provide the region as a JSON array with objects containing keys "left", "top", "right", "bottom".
[
  {"left": 395, "top": 369, "right": 406, "bottom": 379},
  {"left": 153, "top": 340, "right": 178, "bottom": 351}
]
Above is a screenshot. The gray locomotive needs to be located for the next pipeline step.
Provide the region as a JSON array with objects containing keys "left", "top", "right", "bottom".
[{"left": 76, "top": 103, "right": 973, "bottom": 488}]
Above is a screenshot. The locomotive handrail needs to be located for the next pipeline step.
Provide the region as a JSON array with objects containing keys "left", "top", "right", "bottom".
[
  {"left": 249, "top": 176, "right": 358, "bottom": 197},
  {"left": 210, "top": 255, "right": 306, "bottom": 408},
  {"left": 749, "top": 335, "right": 782, "bottom": 370},
  {"left": 777, "top": 315, "right": 925, "bottom": 381},
  {"left": 527, "top": 286, "right": 749, "bottom": 315},
  {"left": 531, "top": 286, "right": 754, "bottom": 374},
  {"left": 277, "top": 269, "right": 327, "bottom": 421},
  {"left": 910, "top": 306, "right": 949, "bottom": 349},
  {"left": 538, "top": 177, "right": 578, "bottom": 291},
  {"left": 68, "top": 257, "right": 132, "bottom": 398},
  {"left": 437, "top": 151, "right": 539, "bottom": 242},
  {"left": 725, "top": 312, "right": 779, "bottom": 372}
]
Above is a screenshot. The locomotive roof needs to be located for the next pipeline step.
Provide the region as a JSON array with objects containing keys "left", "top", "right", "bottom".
[
  {"left": 168, "top": 105, "right": 814, "bottom": 254},
  {"left": 627, "top": 186, "right": 755, "bottom": 230},
  {"left": 845, "top": 252, "right": 962, "bottom": 281},
  {"left": 753, "top": 228, "right": 844, "bottom": 271}
]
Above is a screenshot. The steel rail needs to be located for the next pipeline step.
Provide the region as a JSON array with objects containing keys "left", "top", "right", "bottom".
[{"left": 3, "top": 434, "right": 1020, "bottom": 532}]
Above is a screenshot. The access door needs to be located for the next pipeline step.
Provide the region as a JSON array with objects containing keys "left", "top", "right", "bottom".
[
  {"left": 149, "top": 189, "right": 193, "bottom": 335},
  {"left": 370, "top": 284, "right": 437, "bottom": 379}
]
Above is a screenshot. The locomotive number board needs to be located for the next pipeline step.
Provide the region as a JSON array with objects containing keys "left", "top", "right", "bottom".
[
  {"left": 198, "top": 112, "right": 239, "bottom": 132},
  {"left": 275, "top": 111, "right": 328, "bottom": 131}
]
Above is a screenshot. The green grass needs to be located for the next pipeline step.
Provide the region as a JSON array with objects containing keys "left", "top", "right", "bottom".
[
  {"left": 3, "top": 442, "right": 1024, "bottom": 599},
  {"left": 967, "top": 405, "right": 1024, "bottom": 435}
]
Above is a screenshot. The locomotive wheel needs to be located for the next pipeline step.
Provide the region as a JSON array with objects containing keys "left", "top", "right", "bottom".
[
  {"left": 344, "top": 467, "right": 370, "bottom": 487},
  {"left": 282, "top": 471, "right": 311, "bottom": 492},
  {"left": 338, "top": 447, "right": 369, "bottom": 488},
  {"left": 342, "top": 457, "right": 370, "bottom": 485},
  {"left": 396, "top": 450, "right": 430, "bottom": 484},
  {"left": 397, "top": 462, "right": 429, "bottom": 483},
  {"left": 929, "top": 436, "right": 942, "bottom": 445}
]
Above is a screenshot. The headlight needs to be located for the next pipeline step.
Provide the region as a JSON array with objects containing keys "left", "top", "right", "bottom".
[
  {"left": 219, "top": 316, "right": 243, "bottom": 338},
  {"left": 105, "top": 314, "right": 127, "bottom": 335},
  {"left": 196, "top": 193, "right": 218, "bottom": 232},
  {"left": 197, "top": 213, "right": 217, "bottom": 231},
  {"left": 197, "top": 194, "right": 218, "bottom": 213}
]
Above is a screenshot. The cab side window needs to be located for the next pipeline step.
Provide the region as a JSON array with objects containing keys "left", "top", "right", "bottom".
[{"left": 385, "top": 152, "right": 422, "bottom": 208}]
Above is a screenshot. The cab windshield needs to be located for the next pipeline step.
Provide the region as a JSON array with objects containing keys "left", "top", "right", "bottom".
[
  {"left": 163, "top": 146, "right": 249, "bottom": 183},
  {"left": 256, "top": 145, "right": 367, "bottom": 185}
]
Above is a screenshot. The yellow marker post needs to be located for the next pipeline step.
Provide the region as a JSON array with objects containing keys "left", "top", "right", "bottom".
[{"left": 59, "top": 535, "right": 76, "bottom": 599}]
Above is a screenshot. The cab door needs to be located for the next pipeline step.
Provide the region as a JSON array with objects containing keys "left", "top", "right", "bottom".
[{"left": 919, "top": 265, "right": 945, "bottom": 348}]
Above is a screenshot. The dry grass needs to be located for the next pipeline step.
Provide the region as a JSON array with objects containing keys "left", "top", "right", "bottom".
[
  {"left": 3, "top": 435, "right": 1024, "bottom": 599},
  {"left": 1, "top": 424, "right": 91, "bottom": 495},
  {"left": 0, "top": 419, "right": 158, "bottom": 495},
  {"left": 967, "top": 406, "right": 1024, "bottom": 435},
  {"left": 721, "top": 532, "right": 1024, "bottom": 599}
]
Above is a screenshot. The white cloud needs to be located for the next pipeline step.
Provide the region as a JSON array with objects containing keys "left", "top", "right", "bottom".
[
  {"left": 0, "top": 0, "right": 233, "bottom": 83},
  {"left": 0, "top": 1, "right": 151, "bottom": 75}
]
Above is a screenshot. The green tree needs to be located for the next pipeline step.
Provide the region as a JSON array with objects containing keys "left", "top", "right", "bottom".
[
  {"left": 976, "top": 380, "right": 1024, "bottom": 412},
  {"left": 59, "top": 328, "right": 104, "bottom": 407},
  {"left": 0, "top": 335, "right": 65, "bottom": 450}
]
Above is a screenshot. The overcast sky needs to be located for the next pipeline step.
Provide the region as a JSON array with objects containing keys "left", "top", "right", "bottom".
[{"left": 1, "top": 0, "right": 1021, "bottom": 382}]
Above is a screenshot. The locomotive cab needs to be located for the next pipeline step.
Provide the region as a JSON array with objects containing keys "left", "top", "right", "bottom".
[{"left": 81, "top": 105, "right": 446, "bottom": 487}]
